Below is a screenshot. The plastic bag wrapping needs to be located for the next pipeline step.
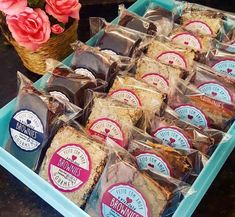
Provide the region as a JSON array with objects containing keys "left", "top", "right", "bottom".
[
  {"left": 70, "top": 41, "right": 119, "bottom": 87},
  {"left": 89, "top": 17, "right": 153, "bottom": 57},
  {"left": 5, "top": 72, "right": 82, "bottom": 171},
  {"left": 135, "top": 55, "right": 189, "bottom": 93},
  {"left": 145, "top": 37, "right": 196, "bottom": 70},
  {"left": 118, "top": 4, "right": 158, "bottom": 36},
  {"left": 147, "top": 106, "right": 230, "bottom": 155},
  {"left": 205, "top": 49, "right": 235, "bottom": 78},
  {"left": 143, "top": 2, "right": 174, "bottom": 36},
  {"left": 168, "top": 77, "right": 235, "bottom": 130},
  {"left": 128, "top": 139, "right": 204, "bottom": 181},
  {"left": 217, "top": 27, "right": 235, "bottom": 53},
  {"left": 169, "top": 25, "right": 214, "bottom": 53},
  {"left": 187, "top": 62, "right": 235, "bottom": 104},
  {"left": 85, "top": 139, "right": 195, "bottom": 217},
  {"left": 109, "top": 75, "right": 167, "bottom": 116},
  {"left": 175, "top": 1, "right": 224, "bottom": 38},
  {"left": 39, "top": 121, "right": 108, "bottom": 208},
  {"left": 45, "top": 59, "right": 108, "bottom": 109},
  {"left": 84, "top": 91, "right": 143, "bottom": 148}
]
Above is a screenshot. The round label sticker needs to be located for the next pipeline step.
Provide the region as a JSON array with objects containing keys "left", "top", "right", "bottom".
[
  {"left": 171, "top": 32, "right": 202, "bottom": 51},
  {"left": 101, "top": 183, "right": 150, "bottom": 217},
  {"left": 9, "top": 109, "right": 44, "bottom": 151},
  {"left": 109, "top": 89, "right": 142, "bottom": 107},
  {"left": 174, "top": 105, "right": 208, "bottom": 128},
  {"left": 88, "top": 118, "right": 125, "bottom": 147},
  {"left": 184, "top": 20, "right": 213, "bottom": 35},
  {"left": 225, "top": 42, "right": 235, "bottom": 53},
  {"left": 48, "top": 144, "right": 91, "bottom": 192},
  {"left": 102, "top": 49, "right": 118, "bottom": 57},
  {"left": 198, "top": 82, "right": 232, "bottom": 103},
  {"left": 50, "top": 91, "right": 70, "bottom": 102},
  {"left": 135, "top": 152, "right": 172, "bottom": 176},
  {"left": 212, "top": 59, "right": 235, "bottom": 76},
  {"left": 141, "top": 73, "right": 169, "bottom": 93},
  {"left": 75, "top": 68, "right": 96, "bottom": 80},
  {"left": 152, "top": 127, "right": 191, "bottom": 149},
  {"left": 157, "top": 51, "right": 187, "bottom": 69}
]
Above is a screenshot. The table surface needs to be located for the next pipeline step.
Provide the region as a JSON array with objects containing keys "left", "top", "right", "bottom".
[{"left": 0, "top": 1, "right": 235, "bottom": 217}]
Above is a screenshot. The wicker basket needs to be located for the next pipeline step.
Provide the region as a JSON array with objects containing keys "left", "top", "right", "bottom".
[{"left": 1, "top": 18, "right": 78, "bottom": 75}]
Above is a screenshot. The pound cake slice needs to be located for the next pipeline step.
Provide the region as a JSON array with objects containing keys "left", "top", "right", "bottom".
[{"left": 39, "top": 126, "right": 107, "bottom": 208}]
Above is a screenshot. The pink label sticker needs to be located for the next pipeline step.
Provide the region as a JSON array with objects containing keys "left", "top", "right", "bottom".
[
  {"left": 198, "top": 82, "right": 232, "bottom": 103},
  {"left": 48, "top": 144, "right": 91, "bottom": 192},
  {"left": 171, "top": 32, "right": 202, "bottom": 51},
  {"left": 141, "top": 73, "right": 169, "bottom": 92},
  {"left": 184, "top": 20, "right": 213, "bottom": 35},
  {"left": 109, "top": 89, "right": 142, "bottom": 107},
  {"left": 174, "top": 104, "right": 208, "bottom": 128},
  {"left": 135, "top": 151, "right": 173, "bottom": 176},
  {"left": 101, "top": 183, "right": 150, "bottom": 217},
  {"left": 88, "top": 118, "right": 125, "bottom": 147},
  {"left": 157, "top": 51, "right": 188, "bottom": 69},
  {"left": 212, "top": 58, "right": 235, "bottom": 76}
]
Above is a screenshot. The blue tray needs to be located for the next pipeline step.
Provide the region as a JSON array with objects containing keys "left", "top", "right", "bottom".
[{"left": 0, "top": 0, "right": 234, "bottom": 216}]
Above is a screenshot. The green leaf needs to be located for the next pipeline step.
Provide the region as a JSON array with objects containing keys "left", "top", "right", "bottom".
[{"left": 28, "top": 0, "right": 45, "bottom": 8}]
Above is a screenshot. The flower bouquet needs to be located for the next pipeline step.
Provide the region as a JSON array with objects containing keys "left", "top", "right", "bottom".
[{"left": 0, "top": 0, "right": 81, "bottom": 74}]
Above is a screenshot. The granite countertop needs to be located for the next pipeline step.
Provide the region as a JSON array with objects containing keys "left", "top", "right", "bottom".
[{"left": 0, "top": 1, "right": 235, "bottom": 217}]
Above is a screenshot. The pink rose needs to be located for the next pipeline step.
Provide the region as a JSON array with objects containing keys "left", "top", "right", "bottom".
[
  {"left": 51, "top": 24, "right": 64, "bottom": 34},
  {"left": 0, "top": 0, "right": 27, "bottom": 15},
  {"left": 6, "top": 7, "right": 51, "bottom": 51},
  {"left": 45, "top": 0, "right": 81, "bottom": 23}
]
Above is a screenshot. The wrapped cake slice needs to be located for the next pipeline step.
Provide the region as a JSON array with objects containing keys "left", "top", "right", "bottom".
[
  {"left": 149, "top": 107, "right": 227, "bottom": 154},
  {"left": 45, "top": 59, "right": 108, "bottom": 108},
  {"left": 168, "top": 78, "right": 235, "bottom": 130},
  {"left": 128, "top": 140, "right": 193, "bottom": 180},
  {"left": 146, "top": 39, "right": 196, "bottom": 70},
  {"left": 85, "top": 142, "right": 191, "bottom": 217},
  {"left": 109, "top": 76, "right": 167, "bottom": 116},
  {"left": 170, "top": 26, "right": 213, "bottom": 53},
  {"left": 135, "top": 55, "right": 187, "bottom": 93},
  {"left": 86, "top": 95, "right": 143, "bottom": 148},
  {"left": 179, "top": 3, "right": 224, "bottom": 37},
  {"left": 188, "top": 63, "right": 235, "bottom": 104},
  {"left": 143, "top": 3, "right": 173, "bottom": 36},
  {"left": 39, "top": 125, "right": 107, "bottom": 208},
  {"left": 118, "top": 5, "right": 158, "bottom": 35},
  {"left": 6, "top": 72, "right": 81, "bottom": 171}
]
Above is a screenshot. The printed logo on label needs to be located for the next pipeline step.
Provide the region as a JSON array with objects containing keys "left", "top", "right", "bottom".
[
  {"left": 142, "top": 73, "right": 169, "bottom": 93},
  {"left": 152, "top": 127, "right": 191, "bottom": 149},
  {"left": 171, "top": 32, "right": 202, "bottom": 51},
  {"left": 212, "top": 59, "right": 235, "bottom": 76},
  {"left": 184, "top": 20, "right": 213, "bottom": 35},
  {"left": 102, "top": 49, "right": 118, "bottom": 56},
  {"left": 174, "top": 105, "right": 208, "bottom": 128},
  {"left": 88, "top": 118, "right": 125, "bottom": 147},
  {"left": 136, "top": 152, "right": 172, "bottom": 176},
  {"left": 48, "top": 144, "right": 91, "bottom": 192},
  {"left": 50, "top": 91, "right": 70, "bottom": 102},
  {"left": 109, "top": 89, "right": 142, "bottom": 107},
  {"left": 198, "top": 82, "right": 232, "bottom": 103},
  {"left": 157, "top": 51, "right": 187, "bottom": 69},
  {"left": 9, "top": 109, "right": 44, "bottom": 151},
  {"left": 75, "top": 68, "right": 96, "bottom": 80},
  {"left": 225, "top": 42, "right": 235, "bottom": 53},
  {"left": 101, "top": 183, "right": 150, "bottom": 217}
]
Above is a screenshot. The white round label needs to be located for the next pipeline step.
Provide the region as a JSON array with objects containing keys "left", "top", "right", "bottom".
[
  {"left": 157, "top": 51, "right": 187, "bottom": 69},
  {"left": 50, "top": 91, "right": 70, "bottom": 102},
  {"left": 75, "top": 68, "right": 96, "bottom": 80},
  {"left": 184, "top": 20, "right": 213, "bottom": 35},
  {"left": 9, "top": 110, "right": 44, "bottom": 151},
  {"left": 171, "top": 32, "right": 202, "bottom": 51}
]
